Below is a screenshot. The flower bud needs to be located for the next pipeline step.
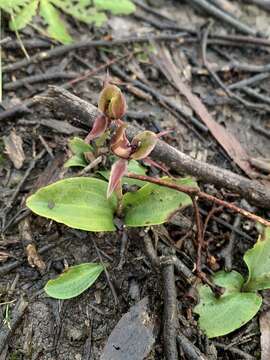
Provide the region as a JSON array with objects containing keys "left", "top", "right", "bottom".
[{"left": 98, "top": 84, "right": 127, "bottom": 119}]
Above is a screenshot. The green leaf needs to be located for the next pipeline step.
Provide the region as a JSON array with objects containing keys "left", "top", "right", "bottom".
[
  {"left": 64, "top": 137, "right": 93, "bottom": 168},
  {"left": 123, "top": 177, "right": 197, "bottom": 227},
  {"left": 68, "top": 137, "right": 93, "bottom": 155},
  {"left": 64, "top": 155, "right": 87, "bottom": 168},
  {"left": 26, "top": 178, "right": 117, "bottom": 232},
  {"left": 52, "top": 0, "right": 107, "bottom": 26},
  {"left": 194, "top": 271, "right": 262, "bottom": 338},
  {"left": 94, "top": 0, "right": 136, "bottom": 14},
  {"left": 45, "top": 263, "right": 104, "bottom": 299},
  {"left": 40, "top": 0, "right": 72, "bottom": 44},
  {"left": 243, "top": 227, "right": 270, "bottom": 292},
  {"left": 9, "top": 0, "right": 39, "bottom": 30},
  {"left": 98, "top": 159, "right": 147, "bottom": 187}
]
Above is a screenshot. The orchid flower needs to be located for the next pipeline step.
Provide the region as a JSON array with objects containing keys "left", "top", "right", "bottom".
[
  {"left": 85, "top": 84, "right": 127, "bottom": 143},
  {"left": 107, "top": 125, "right": 158, "bottom": 198}
]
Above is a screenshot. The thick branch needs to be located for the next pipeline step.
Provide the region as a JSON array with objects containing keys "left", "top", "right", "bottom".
[{"left": 35, "top": 86, "right": 270, "bottom": 209}]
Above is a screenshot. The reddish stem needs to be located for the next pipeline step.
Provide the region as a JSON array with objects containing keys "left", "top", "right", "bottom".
[{"left": 126, "top": 173, "right": 270, "bottom": 227}]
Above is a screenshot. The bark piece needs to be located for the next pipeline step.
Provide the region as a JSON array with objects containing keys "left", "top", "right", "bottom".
[
  {"left": 100, "top": 297, "right": 156, "bottom": 360},
  {"left": 3, "top": 131, "right": 25, "bottom": 169}
]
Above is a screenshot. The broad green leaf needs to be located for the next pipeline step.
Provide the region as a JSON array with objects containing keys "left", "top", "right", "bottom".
[
  {"left": 26, "top": 178, "right": 117, "bottom": 231},
  {"left": 64, "top": 155, "right": 87, "bottom": 168},
  {"left": 68, "top": 137, "right": 93, "bottom": 155},
  {"left": 194, "top": 271, "right": 262, "bottom": 338},
  {"left": 243, "top": 227, "right": 270, "bottom": 292},
  {"left": 40, "top": 0, "right": 72, "bottom": 44},
  {"left": 98, "top": 159, "right": 147, "bottom": 187},
  {"left": 45, "top": 263, "right": 104, "bottom": 299},
  {"left": 52, "top": 0, "right": 107, "bottom": 26},
  {"left": 123, "top": 177, "right": 197, "bottom": 227},
  {"left": 94, "top": 0, "right": 136, "bottom": 14},
  {"left": 9, "top": 0, "right": 39, "bottom": 30}
]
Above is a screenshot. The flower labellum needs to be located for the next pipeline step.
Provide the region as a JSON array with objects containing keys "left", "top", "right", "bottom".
[
  {"left": 130, "top": 131, "right": 158, "bottom": 160},
  {"left": 110, "top": 122, "right": 132, "bottom": 159},
  {"left": 98, "top": 84, "right": 127, "bottom": 119},
  {"left": 107, "top": 158, "right": 128, "bottom": 198}
]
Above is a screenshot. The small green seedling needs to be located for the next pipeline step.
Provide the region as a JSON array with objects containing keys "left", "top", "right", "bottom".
[
  {"left": 1, "top": 0, "right": 136, "bottom": 44},
  {"left": 26, "top": 81, "right": 197, "bottom": 299},
  {"left": 194, "top": 226, "right": 270, "bottom": 338}
]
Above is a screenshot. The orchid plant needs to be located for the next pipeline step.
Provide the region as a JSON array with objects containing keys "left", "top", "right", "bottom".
[
  {"left": 26, "top": 81, "right": 197, "bottom": 299},
  {"left": 25, "top": 82, "right": 270, "bottom": 341}
]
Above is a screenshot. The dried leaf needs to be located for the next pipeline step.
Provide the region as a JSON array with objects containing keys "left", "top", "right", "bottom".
[
  {"left": 3, "top": 130, "right": 25, "bottom": 169},
  {"left": 26, "top": 244, "right": 46, "bottom": 273}
]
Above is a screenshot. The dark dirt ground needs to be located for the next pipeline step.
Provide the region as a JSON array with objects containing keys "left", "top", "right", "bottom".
[{"left": 1, "top": 0, "right": 270, "bottom": 359}]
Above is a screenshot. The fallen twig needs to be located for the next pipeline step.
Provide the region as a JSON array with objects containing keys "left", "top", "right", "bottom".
[
  {"left": 228, "top": 73, "right": 270, "bottom": 90},
  {"left": 92, "top": 238, "right": 119, "bottom": 306},
  {"left": 201, "top": 22, "right": 263, "bottom": 110},
  {"left": 2, "top": 33, "right": 188, "bottom": 74},
  {"left": 36, "top": 86, "right": 270, "bottom": 209},
  {"left": 177, "top": 334, "right": 207, "bottom": 360},
  {"left": 4, "top": 72, "right": 77, "bottom": 91},
  {"left": 0, "top": 149, "right": 46, "bottom": 230},
  {"left": 191, "top": 197, "right": 204, "bottom": 274},
  {"left": 162, "top": 263, "right": 178, "bottom": 360},
  {"left": 221, "top": 212, "right": 242, "bottom": 271},
  {"left": 188, "top": 0, "right": 259, "bottom": 36}
]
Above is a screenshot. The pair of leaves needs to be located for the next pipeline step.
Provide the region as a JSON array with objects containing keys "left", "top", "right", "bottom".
[
  {"left": 26, "top": 176, "right": 197, "bottom": 231},
  {"left": 45, "top": 262, "right": 104, "bottom": 299},
  {"left": 194, "top": 227, "right": 270, "bottom": 338},
  {"left": 1, "top": 0, "right": 136, "bottom": 44}
]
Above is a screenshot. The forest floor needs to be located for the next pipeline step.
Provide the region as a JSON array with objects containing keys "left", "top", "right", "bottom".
[{"left": 1, "top": 0, "right": 270, "bottom": 359}]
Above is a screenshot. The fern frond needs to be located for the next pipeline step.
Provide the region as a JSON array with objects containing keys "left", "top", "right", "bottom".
[
  {"left": 40, "top": 0, "right": 72, "bottom": 44},
  {"left": 1, "top": 0, "right": 136, "bottom": 44},
  {"left": 9, "top": 0, "right": 39, "bottom": 31},
  {"left": 51, "top": 0, "right": 107, "bottom": 26},
  {"left": 0, "top": 0, "right": 32, "bottom": 14}
]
